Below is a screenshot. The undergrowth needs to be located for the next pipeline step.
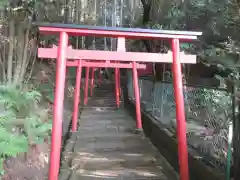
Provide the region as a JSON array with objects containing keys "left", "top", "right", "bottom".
[{"left": 0, "top": 85, "right": 52, "bottom": 175}]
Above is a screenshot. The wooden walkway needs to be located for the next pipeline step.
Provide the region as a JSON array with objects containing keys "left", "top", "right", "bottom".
[{"left": 59, "top": 83, "right": 178, "bottom": 180}]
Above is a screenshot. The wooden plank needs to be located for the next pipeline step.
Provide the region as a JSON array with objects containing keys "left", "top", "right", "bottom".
[
  {"left": 34, "top": 22, "right": 202, "bottom": 36},
  {"left": 66, "top": 60, "right": 146, "bottom": 69},
  {"left": 38, "top": 27, "right": 199, "bottom": 40},
  {"left": 33, "top": 22, "right": 202, "bottom": 40},
  {"left": 38, "top": 47, "right": 196, "bottom": 64}
]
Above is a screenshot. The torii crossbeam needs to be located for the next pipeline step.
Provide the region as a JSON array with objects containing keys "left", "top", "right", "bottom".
[{"left": 34, "top": 22, "right": 202, "bottom": 180}]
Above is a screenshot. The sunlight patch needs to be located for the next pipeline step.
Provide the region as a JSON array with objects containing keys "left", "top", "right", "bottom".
[
  {"left": 124, "top": 153, "right": 143, "bottom": 157},
  {"left": 92, "top": 170, "right": 119, "bottom": 177}
]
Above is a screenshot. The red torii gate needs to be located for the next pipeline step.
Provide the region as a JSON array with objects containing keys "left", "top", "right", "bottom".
[
  {"left": 35, "top": 23, "right": 202, "bottom": 180},
  {"left": 39, "top": 44, "right": 147, "bottom": 130}
]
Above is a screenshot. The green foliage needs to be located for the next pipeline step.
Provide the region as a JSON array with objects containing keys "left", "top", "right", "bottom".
[
  {"left": 37, "top": 82, "right": 55, "bottom": 103},
  {"left": 0, "top": 0, "right": 41, "bottom": 10},
  {"left": 0, "top": 85, "right": 52, "bottom": 175},
  {"left": 145, "top": 0, "right": 240, "bottom": 79}
]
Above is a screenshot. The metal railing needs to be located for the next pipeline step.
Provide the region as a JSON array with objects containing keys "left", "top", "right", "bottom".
[{"left": 127, "top": 73, "right": 232, "bottom": 171}]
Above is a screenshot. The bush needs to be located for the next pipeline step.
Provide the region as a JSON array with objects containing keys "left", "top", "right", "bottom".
[{"left": 0, "top": 85, "right": 52, "bottom": 175}]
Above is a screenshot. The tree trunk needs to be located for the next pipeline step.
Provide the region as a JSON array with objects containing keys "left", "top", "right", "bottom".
[
  {"left": 7, "top": 17, "right": 15, "bottom": 84},
  {"left": 0, "top": 42, "right": 6, "bottom": 82},
  {"left": 19, "top": 20, "right": 31, "bottom": 84},
  {"left": 13, "top": 25, "right": 25, "bottom": 85},
  {"left": 64, "top": 0, "right": 69, "bottom": 23}
]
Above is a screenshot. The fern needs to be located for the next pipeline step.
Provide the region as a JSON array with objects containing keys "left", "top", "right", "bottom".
[
  {"left": 24, "top": 115, "right": 52, "bottom": 145},
  {"left": 0, "top": 85, "right": 52, "bottom": 176},
  {"left": 0, "top": 158, "right": 4, "bottom": 175}
]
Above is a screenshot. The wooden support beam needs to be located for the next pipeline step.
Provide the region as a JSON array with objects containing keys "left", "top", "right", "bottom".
[
  {"left": 38, "top": 46, "right": 196, "bottom": 64},
  {"left": 66, "top": 60, "right": 146, "bottom": 69}
]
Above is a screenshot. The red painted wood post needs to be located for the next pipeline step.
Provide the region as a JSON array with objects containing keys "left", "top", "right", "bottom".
[
  {"left": 171, "top": 38, "right": 189, "bottom": 180},
  {"left": 72, "top": 60, "right": 83, "bottom": 132},
  {"left": 132, "top": 61, "right": 142, "bottom": 130},
  {"left": 98, "top": 68, "right": 102, "bottom": 85},
  {"left": 90, "top": 68, "right": 95, "bottom": 96},
  {"left": 116, "top": 37, "right": 125, "bottom": 108},
  {"left": 115, "top": 67, "right": 120, "bottom": 108},
  {"left": 48, "top": 32, "right": 68, "bottom": 180},
  {"left": 84, "top": 67, "right": 90, "bottom": 105},
  {"left": 118, "top": 68, "right": 121, "bottom": 96}
]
